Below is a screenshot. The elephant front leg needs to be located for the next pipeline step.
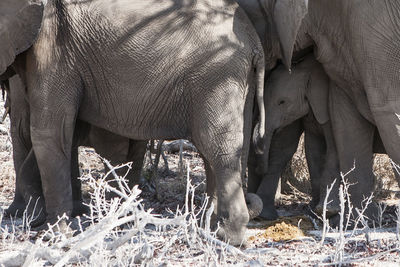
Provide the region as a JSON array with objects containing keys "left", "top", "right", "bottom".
[
  {"left": 256, "top": 120, "right": 302, "bottom": 220},
  {"left": 30, "top": 108, "right": 77, "bottom": 228},
  {"left": 329, "top": 84, "right": 376, "bottom": 225},
  {"left": 15, "top": 145, "right": 85, "bottom": 225}
]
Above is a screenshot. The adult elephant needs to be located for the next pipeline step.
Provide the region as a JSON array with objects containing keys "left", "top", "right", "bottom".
[
  {"left": 0, "top": 0, "right": 266, "bottom": 245},
  {"left": 2, "top": 74, "right": 262, "bottom": 229},
  {"left": 246, "top": 0, "right": 400, "bottom": 222},
  {"left": 1, "top": 73, "right": 148, "bottom": 224}
]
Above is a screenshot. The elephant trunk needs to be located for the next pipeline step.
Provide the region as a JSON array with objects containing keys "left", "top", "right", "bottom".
[
  {"left": 261, "top": 132, "right": 274, "bottom": 172},
  {"left": 246, "top": 193, "right": 263, "bottom": 220}
]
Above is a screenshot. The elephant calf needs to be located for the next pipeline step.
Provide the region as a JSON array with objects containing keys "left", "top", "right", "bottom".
[
  {"left": 248, "top": 54, "right": 339, "bottom": 220},
  {"left": 250, "top": 54, "right": 397, "bottom": 222}
]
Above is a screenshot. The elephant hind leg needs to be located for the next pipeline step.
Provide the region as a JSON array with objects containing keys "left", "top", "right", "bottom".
[
  {"left": 4, "top": 195, "right": 26, "bottom": 218},
  {"left": 101, "top": 139, "right": 147, "bottom": 198},
  {"left": 126, "top": 140, "right": 147, "bottom": 188},
  {"left": 17, "top": 149, "right": 46, "bottom": 226}
]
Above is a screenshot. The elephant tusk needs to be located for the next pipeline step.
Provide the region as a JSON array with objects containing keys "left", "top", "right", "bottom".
[{"left": 0, "top": 106, "right": 10, "bottom": 124}]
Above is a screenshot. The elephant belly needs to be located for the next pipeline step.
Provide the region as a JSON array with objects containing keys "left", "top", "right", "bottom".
[
  {"left": 78, "top": 87, "right": 190, "bottom": 141},
  {"left": 68, "top": 0, "right": 251, "bottom": 141}
]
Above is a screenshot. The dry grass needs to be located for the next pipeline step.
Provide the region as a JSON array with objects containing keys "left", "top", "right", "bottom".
[{"left": 0, "top": 99, "right": 399, "bottom": 266}]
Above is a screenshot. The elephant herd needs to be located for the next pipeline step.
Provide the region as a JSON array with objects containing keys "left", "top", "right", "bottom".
[{"left": 1, "top": 0, "right": 400, "bottom": 245}]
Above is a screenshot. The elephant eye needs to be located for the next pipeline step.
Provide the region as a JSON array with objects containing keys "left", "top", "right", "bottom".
[{"left": 278, "top": 100, "right": 285, "bottom": 106}]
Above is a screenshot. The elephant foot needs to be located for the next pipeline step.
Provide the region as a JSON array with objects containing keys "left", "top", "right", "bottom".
[
  {"left": 329, "top": 202, "right": 379, "bottom": 229},
  {"left": 258, "top": 202, "right": 278, "bottom": 221},
  {"left": 26, "top": 199, "right": 47, "bottom": 228},
  {"left": 216, "top": 220, "right": 247, "bottom": 246},
  {"left": 126, "top": 172, "right": 142, "bottom": 189},
  {"left": 309, "top": 197, "right": 320, "bottom": 210},
  {"left": 34, "top": 217, "right": 74, "bottom": 240},
  {"left": 213, "top": 206, "right": 249, "bottom": 246},
  {"left": 72, "top": 200, "right": 89, "bottom": 217},
  {"left": 4, "top": 200, "right": 27, "bottom": 218},
  {"left": 7, "top": 196, "right": 47, "bottom": 227},
  {"left": 314, "top": 199, "right": 341, "bottom": 218}
]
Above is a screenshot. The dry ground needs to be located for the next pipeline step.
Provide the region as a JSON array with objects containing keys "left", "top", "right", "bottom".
[{"left": 0, "top": 98, "right": 399, "bottom": 266}]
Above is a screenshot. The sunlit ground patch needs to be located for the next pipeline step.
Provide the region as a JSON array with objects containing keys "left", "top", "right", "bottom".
[{"left": 248, "top": 215, "right": 316, "bottom": 242}]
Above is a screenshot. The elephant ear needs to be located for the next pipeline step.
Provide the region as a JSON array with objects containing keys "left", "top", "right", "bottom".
[
  {"left": 272, "top": 0, "right": 308, "bottom": 70},
  {"left": 0, "top": 0, "right": 44, "bottom": 74},
  {"left": 306, "top": 64, "right": 330, "bottom": 125}
]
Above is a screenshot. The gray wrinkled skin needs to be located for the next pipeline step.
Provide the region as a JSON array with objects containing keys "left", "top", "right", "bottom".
[
  {"left": 249, "top": 55, "right": 339, "bottom": 220},
  {"left": 3, "top": 75, "right": 263, "bottom": 228},
  {"left": 2, "top": 74, "right": 147, "bottom": 226},
  {"left": 243, "top": 0, "right": 400, "bottom": 223},
  {"left": 279, "top": 0, "right": 400, "bottom": 223},
  {"left": 250, "top": 52, "right": 400, "bottom": 223},
  {"left": 0, "top": 0, "right": 266, "bottom": 245}
]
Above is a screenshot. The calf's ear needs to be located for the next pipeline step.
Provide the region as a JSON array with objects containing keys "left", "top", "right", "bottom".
[
  {"left": 306, "top": 65, "right": 330, "bottom": 125},
  {"left": 0, "top": 0, "right": 44, "bottom": 74}
]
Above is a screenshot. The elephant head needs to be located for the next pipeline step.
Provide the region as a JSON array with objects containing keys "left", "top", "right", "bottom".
[
  {"left": 0, "top": 0, "right": 44, "bottom": 75},
  {"left": 263, "top": 54, "right": 329, "bottom": 162}
]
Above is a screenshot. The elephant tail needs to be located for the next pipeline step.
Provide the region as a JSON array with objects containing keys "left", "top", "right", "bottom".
[{"left": 253, "top": 50, "right": 265, "bottom": 154}]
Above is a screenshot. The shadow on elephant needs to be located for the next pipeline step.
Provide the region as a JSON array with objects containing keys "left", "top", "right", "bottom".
[
  {"left": 239, "top": 0, "right": 400, "bottom": 225},
  {"left": 249, "top": 54, "right": 399, "bottom": 227},
  {"left": 0, "top": 0, "right": 268, "bottom": 245}
]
